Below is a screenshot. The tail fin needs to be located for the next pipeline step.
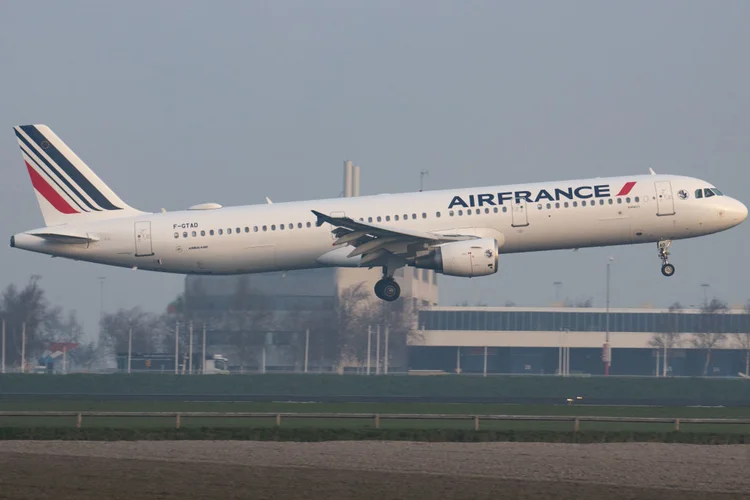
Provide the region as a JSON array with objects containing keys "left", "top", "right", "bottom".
[{"left": 13, "top": 124, "right": 143, "bottom": 226}]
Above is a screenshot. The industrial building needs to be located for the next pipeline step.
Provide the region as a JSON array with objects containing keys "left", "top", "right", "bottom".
[{"left": 411, "top": 306, "right": 750, "bottom": 377}]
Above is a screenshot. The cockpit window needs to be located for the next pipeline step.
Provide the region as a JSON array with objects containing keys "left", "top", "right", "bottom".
[
  {"left": 711, "top": 188, "right": 723, "bottom": 196},
  {"left": 704, "top": 188, "right": 715, "bottom": 198},
  {"left": 695, "top": 189, "right": 703, "bottom": 199}
]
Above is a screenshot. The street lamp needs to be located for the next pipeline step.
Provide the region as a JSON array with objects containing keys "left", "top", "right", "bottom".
[
  {"left": 604, "top": 257, "right": 614, "bottom": 375},
  {"left": 700, "top": 283, "right": 710, "bottom": 308}
]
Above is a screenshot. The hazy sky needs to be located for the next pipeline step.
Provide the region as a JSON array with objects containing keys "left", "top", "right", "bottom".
[{"left": 1, "top": 1, "right": 749, "bottom": 340}]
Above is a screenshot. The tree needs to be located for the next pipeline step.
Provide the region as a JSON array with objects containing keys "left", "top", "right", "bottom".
[
  {"left": 691, "top": 298, "right": 728, "bottom": 376},
  {"left": 99, "top": 307, "right": 167, "bottom": 355},
  {"left": 0, "top": 276, "right": 63, "bottom": 369},
  {"left": 649, "top": 302, "right": 684, "bottom": 375}
]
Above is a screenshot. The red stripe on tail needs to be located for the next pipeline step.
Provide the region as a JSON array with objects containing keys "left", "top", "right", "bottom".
[
  {"left": 25, "top": 161, "right": 79, "bottom": 214},
  {"left": 616, "top": 181, "right": 637, "bottom": 196}
]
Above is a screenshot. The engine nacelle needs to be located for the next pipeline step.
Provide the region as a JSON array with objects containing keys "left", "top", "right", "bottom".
[{"left": 409, "top": 238, "right": 499, "bottom": 277}]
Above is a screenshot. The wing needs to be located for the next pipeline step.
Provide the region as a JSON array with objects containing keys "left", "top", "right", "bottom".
[{"left": 311, "top": 210, "right": 477, "bottom": 267}]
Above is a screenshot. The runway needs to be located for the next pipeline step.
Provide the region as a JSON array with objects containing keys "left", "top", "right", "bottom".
[{"left": 1, "top": 441, "right": 748, "bottom": 499}]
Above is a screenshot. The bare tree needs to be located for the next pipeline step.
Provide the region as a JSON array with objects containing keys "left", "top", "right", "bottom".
[
  {"left": 99, "top": 307, "right": 166, "bottom": 355},
  {"left": 691, "top": 298, "right": 728, "bottom": 376},
  {"left": 0, "top": 276, "right": 63, "bottom": 368},
  {"left": 649, "top": 302, "right": 684, "bottom": 375}
]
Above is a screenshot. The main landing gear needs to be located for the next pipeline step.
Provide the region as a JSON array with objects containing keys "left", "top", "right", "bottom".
[
  {"left": 658, "top": 240, "right": 675, "bottom": 277},
  {"left": 374, "top": 267, "right": 401, "bottom": 302}
]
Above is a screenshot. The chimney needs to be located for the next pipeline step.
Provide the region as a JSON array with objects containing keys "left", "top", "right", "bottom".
[
  {"left": 352, "top": 165, "right": 360, "bottom": 196},
  {"left": 344, "top": 160, "right": 353, "bottom": 197}
]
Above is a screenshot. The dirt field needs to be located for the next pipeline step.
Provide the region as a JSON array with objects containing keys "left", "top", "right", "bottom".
[{"left": 0, "top": 441, "right": 748, "bottom": 500}]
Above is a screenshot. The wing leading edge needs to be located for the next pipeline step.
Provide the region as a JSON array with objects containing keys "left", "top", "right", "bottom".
[{"left": 311, "top": 210, "right": 477, "bottom": 267}]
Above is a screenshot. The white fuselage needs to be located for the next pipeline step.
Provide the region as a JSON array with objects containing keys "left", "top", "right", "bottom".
[{"left": 11, "top": 174, "right": 747, "bottom": 275}]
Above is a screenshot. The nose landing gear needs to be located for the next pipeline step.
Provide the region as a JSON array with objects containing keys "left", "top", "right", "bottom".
[{"left": 658, "top": 240, "right": 675, "bottom": 277}]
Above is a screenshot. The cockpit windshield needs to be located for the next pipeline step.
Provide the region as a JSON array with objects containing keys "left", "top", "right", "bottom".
[{"left": 694, "top": 188, "right": 724, "bottom": 199}]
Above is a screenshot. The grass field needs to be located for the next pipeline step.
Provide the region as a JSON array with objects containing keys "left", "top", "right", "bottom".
[{"left": 1, "top": 400, "right": 749, "bottom": 434}]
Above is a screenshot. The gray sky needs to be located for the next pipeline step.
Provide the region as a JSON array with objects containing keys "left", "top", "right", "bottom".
[{"left": 1, "top": 1, "right": 749, "bottom": 340}]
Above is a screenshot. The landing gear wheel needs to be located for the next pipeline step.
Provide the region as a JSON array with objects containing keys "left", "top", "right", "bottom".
[
  {"left": 657, "top": 240, "right": 675, "bottom": 277},
  {"left": 374, "top": 279, "right": 401, "bottom": 301}
]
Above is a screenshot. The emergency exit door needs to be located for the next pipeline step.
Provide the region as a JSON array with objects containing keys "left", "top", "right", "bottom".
[
  {"left": 134, "top": 221, "right": 154, "bottom": 256},
  {"left": 655, "top": 181, "right": 676, "bottom": 216},
  {"left": 511, "top": 199, "right": 529, "bottom": 227}
]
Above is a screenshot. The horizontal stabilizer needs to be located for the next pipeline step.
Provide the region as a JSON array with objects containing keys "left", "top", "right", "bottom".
[{"left": 28, "top": 231, "right": 99, "bottom": 244}]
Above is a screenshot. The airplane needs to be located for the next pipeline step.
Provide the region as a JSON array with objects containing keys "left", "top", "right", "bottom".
[{"left": 9, "top": 124, "right": 748, "bottom": 302}]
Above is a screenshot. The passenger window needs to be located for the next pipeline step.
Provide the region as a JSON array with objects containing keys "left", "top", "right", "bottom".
[
  {"left": 564, "top": 202, "right": 569, "bottom": 208},
  {"left": 502, "top": 207, "right": 508, "bottom": 212},
  {"left": 297, "top": 223, "right": 302, "bottom": 228},
  {"left": 394, "top": 215, "right": 399, "bottom": 221},
  {"left": 262, "top": 226, "right": 267, "bottom": 231},
  {"left": 306, "top": 222, "right": 311, "bottom": 228},
  {"left": 245, "top": 227, "right": 250, "bottom": 233},
  {"left": 280, "top": 224, "right": 285, "bottom": 230},
  {"left": 412, "top": 214, "right": 417, "bottom": 219},
  {"left": 236, "top": 227, "right": 241, "bottom": 233},
  {"left": 227, "top": 228, "right": 232, "bottom": 234},
  {"left": 422, "top": 213, "right": 427, "bottom": 218},
  {"left": 436, "top": 211, "right": 441, "bottom": 217},
  {"left": 546, "top": 203, "right": 551, "bottom": 209},
  {"left": 288, "top": 223, "right": 293, "bottom": 230},
  {"left": 635, "top": 196, "right": 640, "bottom": 202},
  {"left": 537, "top": 204, "right": 543, "bottom": 210},
  {"left": 607, "top": 199, "right": 612, "bottom": 205},
  {"left": 254, "top": 226, "right": 259, "bottom": 232},
  {"left": 271, "top": 225, "right": 276, "bottom": 230},
  {"left": 599, "top": 199, "right": 604, "bottom": 205},
  {"left": 368, "top": 217, "right": 373, "bottom": 222},
  {"left": 555, "top": 202, "right": 560, "bottom": 209},
  {"left": 617, "top": 198, "right": 622, "bottom": 204},
  {"left": 467, "top": 209, "right": 472, "bottom": 215},
  {"left": 458, "top": 210, "right": 463, "bottom": 215},
  {"left": 192, "top": 231, "right": 197, "bottom": 237},
  {"left": 218, "top": 229, "right": 223, "bottom": 235},
  {"left": 403, "top": 214, "right": 408, "bottom": 220},
  {"left": 485, "top": 208, "right": 489, "bottom": 214},
  {"left": 582, "top": 200, "right": 587, "bottom": 206},
  {"left": 173, "top": 232, "right": 179, "bottom": 239},
  {"left": 210, "top": 230, "right": 215, "bottom": 236},
  {"left": 385, "top": 216, "right": 390, "bottom": 221},
  {"left": 493, "top": 207, "right": 498, "bottom": 213},
  {"left": 626, "top": 197, "right": 631, "bottom": 203},
  {"left": 572, "top": 201, "right": 578, "bottom": 207},
  {"left": 183, "top": 232, "right": 188, "bottom": 238},
  {"left": 449, "top": 210, "right": 455, "bottom": 216},
  {"left": 695, "top": 189, "right": 703, "bottom": 199},
  {"left": 377, "top": 216, "right": 382, "bottom": 222}
]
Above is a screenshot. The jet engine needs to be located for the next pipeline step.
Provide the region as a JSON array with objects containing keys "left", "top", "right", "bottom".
[{"left": 409, "top": 238, "right": 499, "bottom": 277}]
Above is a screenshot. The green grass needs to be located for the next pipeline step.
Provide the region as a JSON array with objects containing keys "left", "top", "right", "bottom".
[{"left": 1, "top": 401, "right": 748, "bottom": 434}]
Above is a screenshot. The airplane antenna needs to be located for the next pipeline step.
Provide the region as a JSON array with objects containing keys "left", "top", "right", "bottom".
[{"left": 420, "top": 170, "right": 429, "bottom": 192}]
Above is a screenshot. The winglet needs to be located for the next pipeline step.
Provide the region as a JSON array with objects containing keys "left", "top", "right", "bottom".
[{"left": 649, "top": 167, "right": 656, "bottom": 176}]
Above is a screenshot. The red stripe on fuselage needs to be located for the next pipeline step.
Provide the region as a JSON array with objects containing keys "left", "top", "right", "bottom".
[
  {"left": 616, "top": 181, "right": 636, "bottom": 196},
  {"left": 25, "top": 161, "right": 78, "bottom": 214}
]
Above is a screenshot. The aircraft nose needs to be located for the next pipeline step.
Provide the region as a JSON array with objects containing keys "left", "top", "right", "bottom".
[{"left": 723, "top": 198, "right": 748, "bottom": 224}]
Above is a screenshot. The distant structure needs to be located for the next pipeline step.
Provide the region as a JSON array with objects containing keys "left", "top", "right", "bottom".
[{"left": 182, "top": 160, "right": 438, "bottom": 368}]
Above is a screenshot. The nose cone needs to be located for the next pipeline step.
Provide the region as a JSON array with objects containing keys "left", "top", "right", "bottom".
[{"left": 722, "top": 198, "right": 748, "bottom": 226}]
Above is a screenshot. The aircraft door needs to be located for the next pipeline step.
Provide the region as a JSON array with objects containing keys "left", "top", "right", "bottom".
[
  {"left": 134, "top": 221, "right": 154, "bottom": 257},
  {"left": 655, "top": 181, "right": 676, "bottom": 216},
  {"left": 511, "top": 199, "right": 529, "bottom": 227}
]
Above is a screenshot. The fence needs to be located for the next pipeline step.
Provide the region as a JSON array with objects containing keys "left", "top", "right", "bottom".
[{"left": 1, "top": 411, "right": 749, "bottom": 431}]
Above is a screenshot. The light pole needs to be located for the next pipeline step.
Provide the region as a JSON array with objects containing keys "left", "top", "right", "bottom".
[
  {"left": 700, "top": 283, "right": 710, "bottom": 308},
  {"left": 604, "top": 257, "right": 614, "bottom": 376}
]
